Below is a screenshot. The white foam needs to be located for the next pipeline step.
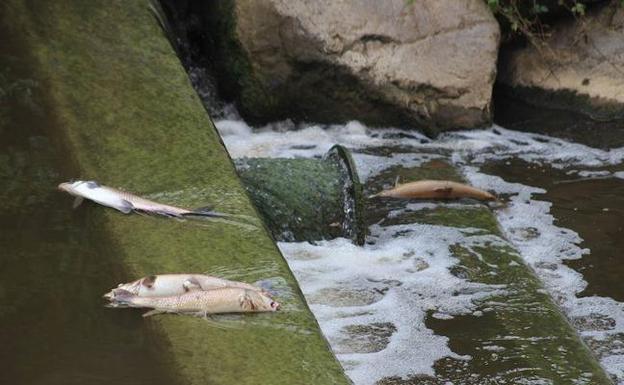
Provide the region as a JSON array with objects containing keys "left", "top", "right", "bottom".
[
  {"left": 215, "top": 116, "right": 624, "bottom": 383},
  {"left": 462, "top": 166, "right": 624, "bottom": 385},
  {"left": 279, "top": 224, "right": 504, "bottom": 385},
  {"left": 217, "top": 117, "right": 624, "bottom": 166}
]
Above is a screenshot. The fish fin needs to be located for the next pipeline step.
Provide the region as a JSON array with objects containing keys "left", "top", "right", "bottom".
[
  {"left": 394, "top": 176, "right": 401, "bottom": 188},
  {"left": 118, "top": 199, "right": 134, "bottom": 214},
  {"left": 183, "top": 277, "right": 202, "bottom": 292},
  {"left": 72, "top": 197, "right": 84, "bottom": 209},
  {"left": 142, "top": 309, "right": 166, "bottom": 318},
  {"left": 183, "top": 206, "right": 229, "bottom": 218}
]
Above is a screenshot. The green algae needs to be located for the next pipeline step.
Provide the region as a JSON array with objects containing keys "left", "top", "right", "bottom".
[
  {"left": 0, "top": 1, "right": 349, "bottom": 384},
  {"left": 383, "top": 206, "right": 500, "bottom": 235},
  {"left": 235, "top": 145, "right": 365, "bottom": 245}
]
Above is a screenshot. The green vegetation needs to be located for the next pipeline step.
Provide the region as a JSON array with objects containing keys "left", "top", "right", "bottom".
[{"left": 484, "top": 0, "right": 622, "bottom": 44}]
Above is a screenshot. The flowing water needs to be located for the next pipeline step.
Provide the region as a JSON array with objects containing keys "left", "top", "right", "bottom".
[{"left": 216, "top": 113, "right": 624, "bottom": 384}]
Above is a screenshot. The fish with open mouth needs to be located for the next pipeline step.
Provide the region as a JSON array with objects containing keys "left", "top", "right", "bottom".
[
  {"left": 104, "top": 274, "right": 267, "bottom": 300},
  {"left": 108, "top": 287, "right": 280, "bottom": 317},
  {"left": 58, "top": 180, "right": 226, "bottom": 218},
  {"left": 370, "top": 179, "right": 496, "bottom": 201}
]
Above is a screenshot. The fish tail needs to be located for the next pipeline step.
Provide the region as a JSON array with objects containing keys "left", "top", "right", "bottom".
[{"left": 182, "top": 206, "right": 230, "bottom": 218}]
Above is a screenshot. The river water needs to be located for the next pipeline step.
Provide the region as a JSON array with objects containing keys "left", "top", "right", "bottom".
[{"left": 216, "top": 113, "right": 624, "bottom": 384}]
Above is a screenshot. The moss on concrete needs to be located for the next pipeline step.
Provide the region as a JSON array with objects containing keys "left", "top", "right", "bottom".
[
  {"left": 236, "top": 145, "right": 365, "bottom": 245},
  {"left": 0, "top": 1, "right": 349, "bottom": 384},
  {"left": 368, "top": 159, "right": 612, "bottom": 383}
]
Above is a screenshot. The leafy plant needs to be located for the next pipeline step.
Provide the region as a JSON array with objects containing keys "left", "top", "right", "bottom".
[{"left": 485, "top": 1, "right": 599, "bottom": 43}]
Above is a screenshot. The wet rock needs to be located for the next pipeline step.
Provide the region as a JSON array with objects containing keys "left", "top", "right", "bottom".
[
  {"left": 584, "top": 333, "right": 624, "bottom": 358},
  {"left": 208, "top": 0, "right": 500, "bottom": 134},
  {"left": 533, "top": 261, "right": 559, "bottom": 271},
  {"left": 309, "top": 286, "right": 386, "bottom": 307},
  {"left": 498, "top": 3, "right": 624, "bottom": 122},
  {"left": 377, "top": 374, "right": 441, "bottom": 385},
  {"left": 410, "top": 257, "right": 430, "bottom": 272},
  {"left": 508, "top": 226, "right": 541, "bottom": 240},
  {"left": 571, "top": 313, "right": 617, "bottom": 332},
  {"left": 336, "top": 322, "right": 397, "bottom": 354}
]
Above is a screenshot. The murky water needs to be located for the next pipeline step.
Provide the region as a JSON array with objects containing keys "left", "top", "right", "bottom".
[
  {"left": 0, "top": 25, "right": 176, "bottom": 385},
  {"left": 482, "top": 159, "right": 624, "bottom": 302},
  {"left": 216, "top": 115, "right": 624, "bottom": 384}
]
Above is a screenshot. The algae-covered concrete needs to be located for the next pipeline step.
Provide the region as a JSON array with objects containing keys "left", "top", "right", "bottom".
[
  {"left": 367, "top": 161, "right": 613, "bottom": 384},
  {"left": 0, "top": 1, "right": 349, "bottom": 384}
]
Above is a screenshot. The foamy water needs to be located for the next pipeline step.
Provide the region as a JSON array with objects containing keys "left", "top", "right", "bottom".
[{"left": 215, "top": 114, "right": 624, "bottom": 383}]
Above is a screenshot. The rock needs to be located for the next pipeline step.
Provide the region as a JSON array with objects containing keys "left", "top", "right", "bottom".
[
  {"left": 498, "top": 3, "right": 624, "bottom": 122},
  {"left": 206, "top": 0, "right": 500, "bottom": 134}
]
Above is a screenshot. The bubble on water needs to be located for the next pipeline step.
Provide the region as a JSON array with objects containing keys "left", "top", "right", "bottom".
[{"left": 278, "top": 223, "right": 507, "bottom": 385}]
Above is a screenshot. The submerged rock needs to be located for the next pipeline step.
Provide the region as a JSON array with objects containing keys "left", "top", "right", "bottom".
[
  {"left": 336, "top": 322, "right": 397, "bottom": 354},
  {"left": 199, "top": 0, "right": 500, "bottom": 135},
  {"left": 498, "top": 3, "right": 624, "bottom": 123}
]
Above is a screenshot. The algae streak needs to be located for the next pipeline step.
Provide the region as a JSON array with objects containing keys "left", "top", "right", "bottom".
[{"left": 0, "top": 1, "right": 349, "bottom": 384}]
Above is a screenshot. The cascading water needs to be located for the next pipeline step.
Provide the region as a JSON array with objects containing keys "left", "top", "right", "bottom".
[
  {"left": 155, "top": 4, "right": 624, "bottom": 381},
  {"left": 215, "top": 111, "right": 624, "bottom": 384}
]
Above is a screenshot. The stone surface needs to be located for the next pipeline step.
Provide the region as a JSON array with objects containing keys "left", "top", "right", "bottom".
[
  {"left": 498, "top": 3, "right": 624, "bottom": 121},
  {"left": 211, "top": 0, "right": 500, "bottom": 134},
  {"left": 0, "top": 1, "right": 349, "bottom": 384}
]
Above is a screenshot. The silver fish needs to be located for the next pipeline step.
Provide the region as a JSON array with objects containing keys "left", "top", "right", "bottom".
[
  {"left": 108, "top": 287, "right": 280, "bottom": 317},
  {"left": 58, "top": 180, "right": 224, "bottom": 218},
  {"left": 104, "top": 274, "right": 267, "bottom": 300}
]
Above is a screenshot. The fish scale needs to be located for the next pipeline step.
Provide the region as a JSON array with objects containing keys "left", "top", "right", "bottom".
[{"left": 111, "top": 287, "right": 280, "bottom": 315}]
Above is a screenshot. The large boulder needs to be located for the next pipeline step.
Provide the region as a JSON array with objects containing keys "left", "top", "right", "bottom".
[
  {"left": 203, "top": 0, "right": 500, "bottom": 135},
  {"left": 498, "top": 3, "right": 624, "bottom": 122}
]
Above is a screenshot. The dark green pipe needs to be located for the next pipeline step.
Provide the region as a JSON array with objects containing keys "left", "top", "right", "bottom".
[{"left": 235, "top": 145, "right": 365, "bottom": 245}]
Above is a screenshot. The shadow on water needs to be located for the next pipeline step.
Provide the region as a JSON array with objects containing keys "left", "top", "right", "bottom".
[
  {"left": 482, "top": 159, "right": 624, "bottom": 301},
  {"left": 0, "top": 21, "right": 176, "bottom": 385}
]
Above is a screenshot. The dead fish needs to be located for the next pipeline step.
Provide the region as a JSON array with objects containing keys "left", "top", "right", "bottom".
[
  {"left": 370, "top": 180, "right": 496, "bottom": 201},
  {"left": 104, "top": 274, "right": 266, "bottom": 300},
  {"left": 58, "top": 180, "right": 225, "bottom": 218},
  {"left": 108, "top": 287, "right": 280, "bottom": 317}
]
